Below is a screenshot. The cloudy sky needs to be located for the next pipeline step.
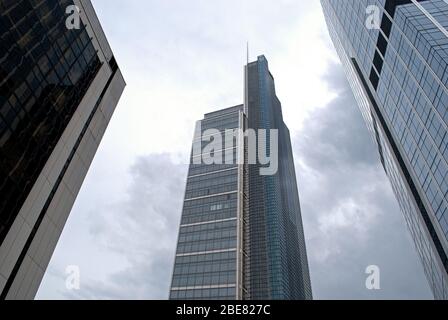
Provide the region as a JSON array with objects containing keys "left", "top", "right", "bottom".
[{"left": 36, "top": 0, "right": 433, "bottom": 299}]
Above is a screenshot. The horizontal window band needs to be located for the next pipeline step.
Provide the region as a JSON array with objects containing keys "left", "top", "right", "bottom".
[
  {"left": 188, "top": 167, "right": 238, "bottom": 179},
  {"left": 180, "top": 218, "right": 238, "bottom": 228},
  {"left": 191, "top": 147, "right": 240, "bottom": 159},
  {"left": 184, "top": 191, "right": 238, "bottom": 202},
  {"left": 171, "top": 284, "right": 236, "bottom": 291},
  {"left": 176, "top": 248, "right": 237, "bottom": 257}
]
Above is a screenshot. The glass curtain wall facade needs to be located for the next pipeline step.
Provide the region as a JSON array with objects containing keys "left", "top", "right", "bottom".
[
  {"left": 321, "top": 0, "right": 448, "bottom": 299},
  {"left": 0, "top": 0, "right": 125, "bottom": 299},
  {"left": 244, "top": 56, "right": 312, "bottom": 300},
  {"left": 170, "top": 56, "right": 312, "bottom": 300},
  {"left": 170, "top": 105, "right": 246, "bottom": 300}
]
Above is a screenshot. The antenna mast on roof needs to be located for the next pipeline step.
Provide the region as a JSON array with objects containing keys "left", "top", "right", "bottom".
[{"left": 244, "top": 42, "right": 249, "bottom": 115}]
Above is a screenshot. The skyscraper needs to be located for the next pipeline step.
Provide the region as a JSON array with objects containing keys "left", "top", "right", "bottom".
[
  {"left": 0, "top": 0, "right": 125, "bottom": 299},
  {"left": 169, "top": 56, "right": 312, "bottom": 300},
  {"left": 321, "top": 0, "right": 448, "bottom": 299}
]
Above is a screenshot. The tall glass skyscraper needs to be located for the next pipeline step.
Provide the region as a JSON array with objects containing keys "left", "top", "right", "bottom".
[
  {"left": 169, "top": 56, "right": 312, "bottom": 300},
  {"left": 321, "top": 0, "right": 448, "bottom": 299},
  {"left": 0, "top": 0, "right": 125, "bottom": 299}
]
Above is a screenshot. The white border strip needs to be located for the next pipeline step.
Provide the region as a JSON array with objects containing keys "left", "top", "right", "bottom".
[
  {"left": 410, "top": 0, "right": 448, "bottom": 39},
  {"left": 176, "top": 248, "right": 236, "bottom": 257},
  {"left": 180, "top": 218, "right": 237, "bottom": 228},
  {"left": 171, "top": 284, "right": 236, "bottom": 291}
]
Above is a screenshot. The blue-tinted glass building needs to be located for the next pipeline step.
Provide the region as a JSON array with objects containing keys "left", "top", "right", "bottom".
[
  {"left": 169, "top": 56, "right": 312, "bottom": 300},
  {"left": 321, "top": 0, "right": 448, "bottom": 299},
  {"left": 244, "top": 56, "right": 312, "bottom": 300}
]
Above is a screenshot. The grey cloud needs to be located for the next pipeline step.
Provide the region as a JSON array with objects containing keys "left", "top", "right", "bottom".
[
  {"left": 295, "top": 63, "right": 433, "bottom": 299},
  {"left": 38, "top": 64, "right": 434, "bottom": 300},
  {"left": 300, "top": 63, "right": 376, "bottom": 169},
  {"left": 36, "top": 0, "right": 435, "bottom": 299},
  {"left": 39, "top": 64, "right": 434, "bottom": 300},
  {"left": 62, "top": 154, "right": 187, "bottom": 299}
]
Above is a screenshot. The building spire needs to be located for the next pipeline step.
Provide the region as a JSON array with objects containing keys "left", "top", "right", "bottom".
[{"left": 244, "top": 42, "right": 249, "bottom": 115}]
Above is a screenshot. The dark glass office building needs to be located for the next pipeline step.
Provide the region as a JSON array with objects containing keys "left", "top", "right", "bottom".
[
  {"left": 0, "top": 0, "right": 125, "bottom": 299},
  {"left": 169, "top": 56, "right": 312, "bottom": 300},
  {"left": 322, "top": 0, "right": 448, "bottom": 299}
]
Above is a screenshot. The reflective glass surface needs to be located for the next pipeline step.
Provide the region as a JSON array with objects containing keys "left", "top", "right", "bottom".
[
  {"left": 170, "top": 106, "right": 243, "bottom": 300},
  {"left": 244, "top": 56, "right": 312, "bottom": 300},
  {"left": 322, "top": 0, "right": 448, "bottom": 299},
  {"left": 170, "top": 59, "right": 313, "bottom": 300},
  {"left": 0, "top": 0, "right": 101, "bottom": 244}
]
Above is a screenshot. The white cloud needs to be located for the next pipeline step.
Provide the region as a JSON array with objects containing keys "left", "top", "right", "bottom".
[{"left": 36, "top": 0, "right": 433, "bottom": 300}]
